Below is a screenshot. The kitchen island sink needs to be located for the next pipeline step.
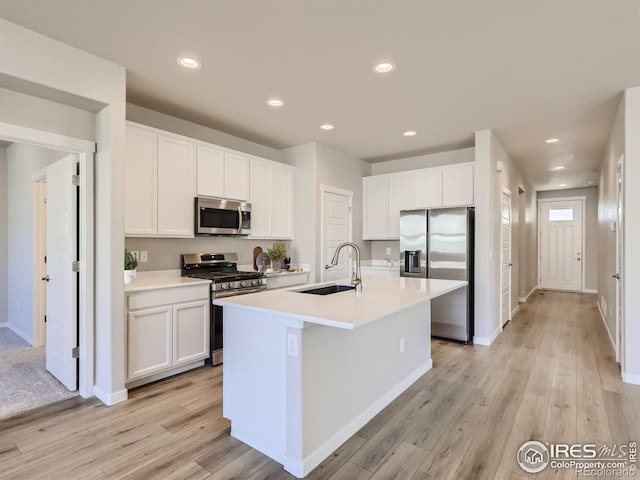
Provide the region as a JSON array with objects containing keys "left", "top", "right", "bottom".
[{"left": 295, "top": 284, "right": 355, "bottom": 295}]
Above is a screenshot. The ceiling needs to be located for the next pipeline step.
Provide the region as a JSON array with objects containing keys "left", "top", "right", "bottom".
[{"left": 1, "top": 0, "right": 638, "bottom": 190}]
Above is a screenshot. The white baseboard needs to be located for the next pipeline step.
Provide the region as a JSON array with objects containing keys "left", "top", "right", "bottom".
[
  {"left": 94, "top": 385, "right": 128, "bottom": 406},
  {"left": 583, "top": 288, "right": 597, "bottom": 294},
  {"left": 283, "top": 359, "right": 434, "bottom": 478},
  {"left": 518, "top": 286, "right": 538, "bottom": 303},
  {"left": 596, "top": 301, "right": 616, "bottom": 351},
  {"left": 7, "top": 323, "right": 33, "bottom": 346},
  {"left": 622, "top": 371, "right": 640, "bottom": 386},
  {"left": 473, "top": 328, "right": 501, "bottom": 346},
  {"left": 0, "top": 322, "right": 8, "bottom": 328},
  {"left": 511, "top": 305, "right": 520, "bottom": 317}
]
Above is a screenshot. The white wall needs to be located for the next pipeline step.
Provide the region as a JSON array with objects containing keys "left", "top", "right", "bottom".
[
  {"left": 6, "top": 143, "right": 65, "bottom": 342},
  {"left": 370, "top": 147, "right": 474, "bottom": 175},
  {"left": 0, "top": 147, "right": 7, "bottom": 324},
  {"left": 282, "top": 143, "right": 317, "bottom": 273},
  {"left": 538, "top": 187, "right": 598, "bottom": 292},
  {"left": 474, "top": 130, "right": 537, "bottom": 345},
  {"left": 0, "top": 87, "right": 96, "bottom": 141},
  {"left": 0, "top": 18, "right": 127, "bottom": 404}
]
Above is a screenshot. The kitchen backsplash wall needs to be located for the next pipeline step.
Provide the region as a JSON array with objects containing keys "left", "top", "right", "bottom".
[
  {"left": 370, "top": 240, "right": 400, "bottom": 262},
  {"left": 125, "top": 237, "right": 295, "bottom": 272}
]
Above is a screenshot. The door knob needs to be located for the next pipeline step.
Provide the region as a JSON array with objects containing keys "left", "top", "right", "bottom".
[
  {"left": 612, "top": 273, "right": 620, "bottom": 280},
  {"left": 41, "top": 275, "right": 50, "bottom": 282},
  {"left": 508, "top": 263, "right": 513, "bottom": 267}
]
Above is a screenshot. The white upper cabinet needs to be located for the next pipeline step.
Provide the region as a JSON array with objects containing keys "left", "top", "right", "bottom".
[
  {"left": 249, "top": 157, "right": 294, "bottom": 239},
  {"left": 363, "top": 175, "right": 390, "bottom": 239},
  {"left": 388, "top": 172, "right": 413, "bottom": 238},
  {"left": 363, "top": 162, "right": 474, "bottom": 240},
  {"left": 442, "top": 163, "right": 474, "bottom": 206},
  {"left": 196, "top": 146, "right": 249, "bottom": 201},
  {"left": 157, "top": 135, "right": 196, "bottom": 237},
  {"left": 124, "top": 125, "right": 157, "bottom": 236},
  {"left": 196, "top": 144, "right": 225, "bottom": 198},
  {"left": 224, "top": 152, "right": 250, "bottom": 201},
  {"left": 413, "top": 167, "right": 443, "bottom": 208},
  {"left": 125, "top": 123, "right": 195, "bottom": 238}
]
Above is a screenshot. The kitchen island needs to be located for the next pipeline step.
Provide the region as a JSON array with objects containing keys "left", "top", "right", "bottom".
[{"left": 214, "top": 276, "right": 466, "bottom": 478}]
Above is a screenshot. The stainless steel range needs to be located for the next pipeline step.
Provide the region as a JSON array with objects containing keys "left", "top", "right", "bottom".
[{"left": 181, "top": 253, "right": 267, "bottom": 365}]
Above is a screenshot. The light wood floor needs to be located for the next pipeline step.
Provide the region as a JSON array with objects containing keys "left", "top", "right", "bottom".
[{"left": 1, "top": 290, "right": 638, "bottom": 479}]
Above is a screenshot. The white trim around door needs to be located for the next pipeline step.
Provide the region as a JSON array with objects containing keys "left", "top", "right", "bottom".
[
  {"left": 538, "top": 196, "right": 586, "bottom": 292},
  {"left": 0, "top": 121, "right": 96, "bottom": 399}
]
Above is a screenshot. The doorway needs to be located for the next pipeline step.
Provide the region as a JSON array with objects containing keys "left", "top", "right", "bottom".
[
  {"left": 0, "top": 121, "right": 95, "bottom": 399},
  {"left": 615, "top": 157, "right": 624, "bottom": 368},
  {"left": 500, "top": 189, "right": 512, "bottom": 327},
  {"left": 538, "top": 197, "right": 585, "bottom": 291},
  {"left": 320, "top": 185, "right": 353, "bottom": 282}
]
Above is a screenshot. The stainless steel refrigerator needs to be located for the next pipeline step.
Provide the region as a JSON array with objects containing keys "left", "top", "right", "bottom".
[{"left": 399, "top": 206, "right": 474, "bottom": 343}]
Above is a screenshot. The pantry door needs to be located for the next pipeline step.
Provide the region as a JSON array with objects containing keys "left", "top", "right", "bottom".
[{"left": 321, "top": 186, "right": 353, "bottom": 282}]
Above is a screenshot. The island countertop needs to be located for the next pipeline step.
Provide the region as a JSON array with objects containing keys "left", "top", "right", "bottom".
[{"left": 214, "top": 275, "right": 466, "bottom": 330}]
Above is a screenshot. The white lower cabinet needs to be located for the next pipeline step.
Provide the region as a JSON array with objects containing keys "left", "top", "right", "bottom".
[{"left": 126, "top": 284, "right": 209, "bottom": 386}]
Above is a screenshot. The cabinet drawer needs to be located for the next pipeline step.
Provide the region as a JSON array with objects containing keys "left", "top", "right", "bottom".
[{"left": 128, "top": 285, "right": 209, "bottom": 310}]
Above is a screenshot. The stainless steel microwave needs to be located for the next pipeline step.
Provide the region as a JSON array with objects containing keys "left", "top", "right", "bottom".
[{"left": 195, "top": 196, "right": 251, "bottom": 236}]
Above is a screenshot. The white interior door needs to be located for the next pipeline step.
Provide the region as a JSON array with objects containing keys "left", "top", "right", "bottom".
[
  {"left": 539, "top": 199, "right": 583, "bottom": 291},
  {"left": 45, "top": 154, "right": 78, "bottom": 391},
  {"left": 615, "top": 162, "right": 624, "bottom": 367},
  {"left": 501, "top": 190, "right": 512, "bottom": 327},
  {"left": 321, "top": 188, "right": 352, "bottom": 282}
]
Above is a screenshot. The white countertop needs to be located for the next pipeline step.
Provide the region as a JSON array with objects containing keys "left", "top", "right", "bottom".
[
  {"left": 264, "top": 270, "right": 309, "bottom": 277},
  {"left": 214, "top": 276, "right": 466, "bottom": 330},
  {"left": 124, "top": 275, "right": 210, "bottom": 293},
  {"left": 360, "top": 259, "right": 399, "bottom": 271}
]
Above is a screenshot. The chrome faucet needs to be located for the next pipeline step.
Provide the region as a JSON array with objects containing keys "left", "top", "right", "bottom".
[{"left": 325, "top": 242, "right": 362, "bottom": 292}]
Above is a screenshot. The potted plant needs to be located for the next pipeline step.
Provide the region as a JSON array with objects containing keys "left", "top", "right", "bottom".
[
  {"left": 266, "top": 243, "right": 286, "bottom": 271},
  {"left": 124, "top": 249, "right": 138, "bottom": 284}
]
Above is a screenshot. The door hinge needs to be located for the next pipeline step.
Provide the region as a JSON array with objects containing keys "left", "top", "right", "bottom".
[
  {"left": 72, "top": 261, "right": 80, "bottom": 272},
  {"left": 71, "top": 347, "right": 79, "bottom": 359},
  {"left": 72, "top": 174, "right": 80, "bottom": 186},
  {"left": 44, "top": 315, "right": 47, "bottom": 323}
]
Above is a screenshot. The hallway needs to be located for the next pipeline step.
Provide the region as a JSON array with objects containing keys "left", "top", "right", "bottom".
[{"left": 0, "top": 290, "right": 637, "bottom": 479}]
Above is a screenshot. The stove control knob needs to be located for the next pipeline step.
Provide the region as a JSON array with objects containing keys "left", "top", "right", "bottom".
[
  {"left": 227, "top": 283, "right": 233, "bottom": 289},
  {"left": 220, "top": 283, "right": 227, "bottom": 290},
  {"left": 240, "top": 281, "right": 246, "bottom": 287},
  {"left": 251, "top": 280, "right": 258, "bottom": 286}
]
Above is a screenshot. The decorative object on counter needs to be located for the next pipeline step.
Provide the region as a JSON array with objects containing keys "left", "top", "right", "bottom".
[
  {"left": 124, "top": 249, "right": 138, "bottom": 284},
  {"left": 267, "top": 242, "right": 286, "bottom": 271},
  {"left": 284, "top": 257, "right": 291, "bottom": 270},
  {"left": 256, "top": 252, "right": 269, "bottom": 272},
  {"left": 252, "top": 246, "right": 263, "bottom": 270}
]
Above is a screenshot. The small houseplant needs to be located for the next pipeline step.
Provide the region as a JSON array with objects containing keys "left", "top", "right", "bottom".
[
  {"left": 124, "top": 249, "right": 138, "bottom": 284},
  {"left": 266, "top": 243, "right": 286, "bottom": 271}
]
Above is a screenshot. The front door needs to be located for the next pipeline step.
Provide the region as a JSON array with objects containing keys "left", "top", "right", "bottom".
[
  {"left": 321, "top": 188, "right": 352, "bottom": 282},
  {"left": 45, "top": 154, "right": 78, "bottom": 391},
  {"left": 539, "top": 199, "right": 583, "bottom": 291}
]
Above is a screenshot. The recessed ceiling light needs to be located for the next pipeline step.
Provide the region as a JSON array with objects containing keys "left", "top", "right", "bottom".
[
  {"left": 320, "top": 124, "right": 334, "bottom": 130},
  {"left": 177, "top": 56, "right": 201, "bottom": 69},
  {"left": 374, "top": 61, "right": 395, "bottom": 73},
  {"left": 545, "top": 137, "right": 560, "bottom": 144},
  {"left": 403, "top": 130, "right": 417, "bottom": 137},
  {"left": 267, "top": 98, "right": 284, "bottom": 107},
  {"left": 558, "top": 183, "right": 567, "bottom": 187},
  {"left": 551, "top": 165, "right": 565, "bottom": 171}
]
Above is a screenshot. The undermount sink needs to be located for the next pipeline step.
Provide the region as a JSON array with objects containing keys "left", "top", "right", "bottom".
[{"left": 296, "top": 284, "right": 356, "bottom": 295}]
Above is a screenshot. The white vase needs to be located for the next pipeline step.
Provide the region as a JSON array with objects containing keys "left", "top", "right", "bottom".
[{"left": 124, "top": 269, "right": 137, "bottom": 284}]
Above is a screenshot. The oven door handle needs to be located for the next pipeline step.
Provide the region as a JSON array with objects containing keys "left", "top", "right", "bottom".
[
  {"left": 237, "top": 208, "right": 243, "bottom": 234},
  {"left": 213, "top": 287, "right": 267, "bottom": 299}
]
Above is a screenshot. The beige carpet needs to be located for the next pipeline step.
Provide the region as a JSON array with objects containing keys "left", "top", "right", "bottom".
[{"left": 0, "top": 327, "right": 77, "bottom": 419}]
